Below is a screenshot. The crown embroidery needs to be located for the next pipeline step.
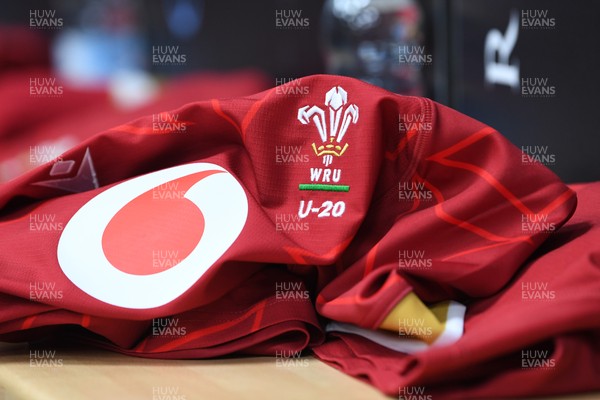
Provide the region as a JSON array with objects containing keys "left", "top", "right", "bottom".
[{"left": 297, "top": 86, "right": 359, "bottom": 167}]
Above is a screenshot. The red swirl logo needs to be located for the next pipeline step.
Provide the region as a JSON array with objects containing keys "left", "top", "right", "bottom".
[{"left": 57, "top": 163, "right": 248, "bottom": 309}]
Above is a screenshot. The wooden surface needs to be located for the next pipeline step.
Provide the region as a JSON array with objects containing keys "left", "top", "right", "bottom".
[{"left": 0, "top": 342, "right": 598, "bottom": 400}]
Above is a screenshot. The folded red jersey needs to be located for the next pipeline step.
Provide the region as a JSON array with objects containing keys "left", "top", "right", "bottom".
[{"left": 1, "top": 75, "right": 597, "bottom": 398}]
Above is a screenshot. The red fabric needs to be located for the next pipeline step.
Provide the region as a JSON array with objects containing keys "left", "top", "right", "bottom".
[
  {"left": 0, "top": 26, "right": 268, "bottom": 182},
  {"left": 0, "top": 26, "right": 50, "bottom": 71},
  {"left": 0, "top": 74, "right": 595, "bottom": 397},
  {"left": 313, "top": 182, "right": 600, "bottom": 398},
  {"left": 0, "top": 68, "right": 269, "bottom": 182}
]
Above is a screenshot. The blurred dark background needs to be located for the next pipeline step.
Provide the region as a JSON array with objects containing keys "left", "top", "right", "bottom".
[{"left": 0, "top": 0, "right": 598, "bottom": 182}]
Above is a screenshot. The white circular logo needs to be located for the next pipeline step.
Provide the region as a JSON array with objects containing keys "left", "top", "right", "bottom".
[{"left": 57, "top": 163, "right": 248, "bottom": 309}]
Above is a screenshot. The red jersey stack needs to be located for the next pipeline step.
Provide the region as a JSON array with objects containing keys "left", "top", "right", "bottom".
[{"left": 0, "top": 75, "right": 598, "bottom": 398}]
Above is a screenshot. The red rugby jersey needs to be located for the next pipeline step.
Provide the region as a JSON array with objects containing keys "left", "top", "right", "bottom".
[{"left": 0, "top": 74, "right": 591, "bottom": 398}]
